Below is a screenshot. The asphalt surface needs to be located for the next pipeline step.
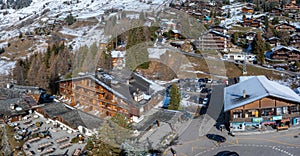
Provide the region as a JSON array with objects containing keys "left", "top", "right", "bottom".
[{"left": 165, "top": 126, "right": 300, "bottom": 156}]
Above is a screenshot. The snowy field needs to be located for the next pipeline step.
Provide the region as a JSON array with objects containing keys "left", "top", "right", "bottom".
[{"left": 0, "top": 60, "right": 15, "bottom": 75}]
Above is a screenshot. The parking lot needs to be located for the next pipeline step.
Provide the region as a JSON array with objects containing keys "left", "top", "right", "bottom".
[
  {"left": 8, "top": 113, "right": 85, "bottom": 156},
  {"left": 178, "top": 78, "right": 225, "bottom": 107}
]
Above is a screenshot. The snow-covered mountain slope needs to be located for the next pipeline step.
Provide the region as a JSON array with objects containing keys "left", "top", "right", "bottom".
[
  {"left": 0, "top": 0, "right": 170, "bottom": 41},
  {"left": 0, "top": 0, "right": 171, "bottom": 75}
]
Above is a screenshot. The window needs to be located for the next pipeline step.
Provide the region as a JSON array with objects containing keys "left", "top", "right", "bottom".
[
  {"left": 290, "top": 106, "right": 299, "bottom": 113},
  {"left": 283, "top": 107, "right": 288, "bottom": 114},
  {"left": 245, "top": 109, "right": 258, "bottom": 118},
  {"left": 233, "top": 110, "right": 242, "bottom": 118},
  {"left": 276, "top": 107, "right": 283, "bottom": 115},
  {"left": 261, "top": 108, "right": 275, "bottom": 116}
]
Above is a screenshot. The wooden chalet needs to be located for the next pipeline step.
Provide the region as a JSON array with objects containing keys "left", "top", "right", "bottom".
[
  {"left": 284, "top": 0, "right": 300, "bottom": 12},
  {"left": 274, "top": 23, "right": 296, "bottom": 33},
  {"left": 224, "top": 76, "right": 300, "bottom": 131},
  {"left": 209, "top": 25, "right": 228, "bottom": 33},
  {"left": 266, "top": 37, "right": 280, "bottom": 46},
  {"left": 59, "top": 72, "right": 164, "bottom": 122},
  {"left": 268, "top": 46, "right": 300, "bottom": 61},
  {"left": 270, "top": 8, "right": 284, "bottom": 16},
  {"left": 241, "top": 6, "right": 254, "bottom": 14},
  {"left": 243, "top": 18, "right": 260, "bottom": 28},
  {"left": 196, "top": 30, "right": 230, "bottom": 52},
  {"left": 290, "top": 33, "right": 300, "bottom": 48}
]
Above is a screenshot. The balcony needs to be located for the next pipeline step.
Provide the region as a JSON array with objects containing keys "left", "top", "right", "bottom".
[
  {"left": 76, "top": 84, "right": 105, "bottom": 94},
  {"left": 73, "top": 90, "right": 117, "bottom": 105}
]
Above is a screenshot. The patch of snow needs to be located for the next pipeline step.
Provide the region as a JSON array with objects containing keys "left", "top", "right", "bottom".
[
  {"left": 0, "top": 60, "right": 15, "bottom": 75},
  {"left": 148, "top": 48, "right": 167, "bottom": 59}
]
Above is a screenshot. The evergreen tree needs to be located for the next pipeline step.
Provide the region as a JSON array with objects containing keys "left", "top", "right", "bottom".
[
  {"left": 227, "top": 9, "right": 231, "bottom": 18},
  {"left": 86, "top": 113, "right": 132, "bottom": 155},
  {"left": 252, "top": 33, "right": 266, "bottom": 65},
  {"left": 264, "top": 16, "right": 269, "bottom": 30},
  {"left": 0, "top": 48, "right": 5, "bottom": 54},
  {"left": 168, "top": 83, "right": 181, "bottom": 110},
  {"left": 65, "top": 13, "right": 76, "bottom": 25}
]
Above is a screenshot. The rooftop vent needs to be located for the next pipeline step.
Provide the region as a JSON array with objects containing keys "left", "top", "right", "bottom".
[{"left": 243, "top": 90, "right": 246, "bottom": 99}]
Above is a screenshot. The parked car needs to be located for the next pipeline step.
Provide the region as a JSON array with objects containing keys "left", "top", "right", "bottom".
[
  {"left": 206, "top": 134, "right": 226, "bottom": 143},
  {"left": 202, "top": 98, "right": 209, "bottom": 105},
  {"left": 201, "top": 88, "right": 212, "bottom": 93},
  {"left": 198, "top": 78, "right": 205, "bottom": 83},
  {"left": 275, "top": 67, "right": 285, "bottom": 71},
  {"left": 263, "top": 64, "right": 273, "bottom": 68},
  {"left": 216, "top": 151, "right": 239, "bottom": 156}
]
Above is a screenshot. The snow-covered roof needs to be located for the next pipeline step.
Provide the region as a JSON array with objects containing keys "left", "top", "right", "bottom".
[
  {"left": 111, "top": 50, "right": 126, "bottom": 58},
  {"left": 274, "top": 22, "right": 296, "bottom": 28},
  {"left": 209, "top": 30, "right": 230, "bottom": 38},
  {"left": 171, "top": 30, "right": 181, "bottom": 34},
  {"left": 270, "top": 45, "right": 300, "bottom": 54},
  {"left": 267, "top": 37, "right": 279, "bottom": 41},
  {"left": 224, "top": 75, "right": 300, "bottom": 111}
]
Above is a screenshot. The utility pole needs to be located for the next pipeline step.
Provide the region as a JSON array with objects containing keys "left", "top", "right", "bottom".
[{"left": 243, "top": 51, "right": 247, "bottom": 75}]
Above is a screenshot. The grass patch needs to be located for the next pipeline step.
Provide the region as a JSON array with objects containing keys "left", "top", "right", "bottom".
[
  {"left": 5, "top": 125, "right": 26, "bottom": 155},
  {"left": 71, "top": 137, "right": 80, "bottom": 143},
  {"left": 245, "top": 65, "right": 283, "bottom": 80},
  {"left": 187, "top": 56, "right": 283, "bottom": 79}
]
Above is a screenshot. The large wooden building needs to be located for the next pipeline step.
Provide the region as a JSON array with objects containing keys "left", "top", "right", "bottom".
[
  {"left": 197, "top": 30, "right": 230, "bottom": 52},
  {"left": 290, "top": 34, "right": 300, "bottom": 48},
  {"left": 59, "top": 71, "right": 164, "bottom": 122},
  {"left": 274, "top": 23, "right": 296, "bottom": 33},
  {"left": 266, "top": 45, "right": 300, "bottom": 61},
  {"left": 224, "top": 76, "right": 300, "bottom": 131}
]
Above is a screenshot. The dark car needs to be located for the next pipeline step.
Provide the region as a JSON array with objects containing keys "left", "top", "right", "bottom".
[
  {"left": 206, "top": 134, "right": 226, "bottom": 143},
  {"left": 201, "top": 88, "right": 212, "bottom": 93},
  {"left": 215, "top": 151, "right": 239, "bottom": 156}
]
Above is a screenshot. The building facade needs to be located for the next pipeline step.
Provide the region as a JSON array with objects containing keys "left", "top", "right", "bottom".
[
  {"left": 224, "top": 76, "right": 300, "bottom": 132},
  {"left": 267, "top": 46, "right": 300, "bottom": 61},
  {"left": 59, "top": 72, "right": 164, "bottom": 122},
  {"left": 198, "top": 30, "right": 230, "bottom": 52}
]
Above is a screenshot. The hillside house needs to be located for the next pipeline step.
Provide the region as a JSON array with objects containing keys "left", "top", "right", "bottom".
[
  {"left": 270, "top": 8, "right": 283, "bottom": 16},
  {"left": 241, "top": 6, "right": 254, "bottom": 14},
  {"left": 243, "top": 18, "right": 260, "bottom": 28},
  {"left": 266, "top": 37, "right": 280, "bottom": 46},
  {"left": 290, "top": 33, "right": 300, "bottom": 48},
  {"left": 274, "top": 23, "right": 296, "bottom": 33},
  {"left": 266, "top": 45, "right": 300, "bottom": 61},
  {"left": 197, "top": 30, "right": 230, "bottom": 52}
]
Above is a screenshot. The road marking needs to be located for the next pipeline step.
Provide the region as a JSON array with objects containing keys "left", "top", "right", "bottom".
[
  {"left": 194, "top": 144, "right": 296, "bottom": 156},
  {"left": 226, "top": 140, "right": 236, "bottom": 145},
  {"left": 238, "top": 137, "right": 300, "bottom": 147},
  {"left": 271, "top": 132, "right": 300, "bottom": 138},
  {"left": 180, "top": 153, "right": 188, "bottom": 156}
]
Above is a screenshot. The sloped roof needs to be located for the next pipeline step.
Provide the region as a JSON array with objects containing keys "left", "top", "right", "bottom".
[
  {"left": 269, "top": 45, "right": 300, "bottom": 54},
  {"left": 224, "top": 76, "right": 300, "bottom": 111},
  {"left": 42, "top": 102, "right": 102, "bottom": 130},
  {"left": 274, "top": 22, "right": 296, "bottom": 28},
  {"left": 60, "top": 72, "right": 164, "bottom": 109}
]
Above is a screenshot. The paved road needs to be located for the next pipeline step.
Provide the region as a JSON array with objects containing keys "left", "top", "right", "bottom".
[{"left": 165, "top": 127, "right": 300, "bottom": 156}]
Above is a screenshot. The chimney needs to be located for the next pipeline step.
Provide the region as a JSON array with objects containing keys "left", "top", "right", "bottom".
[{"left": 243, "top": 90, "right": 246, "bottom": 98}]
